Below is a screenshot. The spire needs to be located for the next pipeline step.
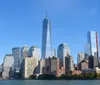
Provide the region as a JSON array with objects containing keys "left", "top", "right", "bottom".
[{"left": 45, "top": 10, "right": 47, "bottom": 18}]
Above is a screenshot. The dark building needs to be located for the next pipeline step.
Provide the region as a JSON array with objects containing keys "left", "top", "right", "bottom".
[{"left": 88, "top": 55, "right": 98, "bottom": 69}]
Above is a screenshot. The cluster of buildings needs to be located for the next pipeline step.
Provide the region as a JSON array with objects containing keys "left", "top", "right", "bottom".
[{"left": 0, "top": 15, "right": 100, "bottom": 79}]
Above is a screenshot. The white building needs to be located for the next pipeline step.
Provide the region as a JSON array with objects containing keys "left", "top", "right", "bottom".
[
  {"left": 52, "top": 49, "right": 56, "bottom": 57},
  {"left": 2, "top": 54, "right": 14, "bottom": 79},
  {"left": 24, "top": 57, "right": 38, "bottom": 78},
  {"left": 77, "top": 52, "right": 84, "bottom": 64},
  {"left": 29, "top": 46, "right": 41, "bottom": 60},
  {"left": 57, "top": 43, "right": 70, "bottom": 67}
]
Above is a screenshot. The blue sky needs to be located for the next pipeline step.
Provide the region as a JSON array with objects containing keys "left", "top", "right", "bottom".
[{"left": 0, "top": 0, "right": 100, "bottom": 64}]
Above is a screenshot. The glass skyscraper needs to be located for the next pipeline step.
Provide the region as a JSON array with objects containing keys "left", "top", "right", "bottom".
[
  {"left": 42, "top": 15, "right": 52, "bottom": 59},
  {"left": 57, "top": 43, "right": 70, "bottom": 67},
  {"left": 87, "top": 31, "right": 99, "bottom": 57},
  {"left": 12, "top": 47, "right": 21, "bottom": 71}
]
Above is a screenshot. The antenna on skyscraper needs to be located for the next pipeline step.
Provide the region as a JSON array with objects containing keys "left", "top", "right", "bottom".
[{"left": 45, "top": 10, "right": 47, "bottom": 18}]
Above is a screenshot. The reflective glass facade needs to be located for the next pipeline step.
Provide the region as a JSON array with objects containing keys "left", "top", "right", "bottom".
[
  {"left": 87, "top": 31, "right": 99, "bottom": 56},
  {"left": 42, "top": 17, "right": 52, "bottom": 59}
]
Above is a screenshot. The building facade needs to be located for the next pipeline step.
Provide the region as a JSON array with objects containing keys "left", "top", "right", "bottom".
[
  {"left": 52, "top": 49, "right": 56, "bottom": 57},
  {"left": 29, "top": 46, "right": 40, "bottom": 60},
  {"left": 88, "top": 55, "right": 98, "bottom": 69},
  {"left": 77, "top": 52, "right": 84, "bottom": 64},
  {"left": 21, "top": 45, "right": 29, "bottom": 61},
  {"left": 87, "top": 31, "right": 99, "bottom": 59},
  {"left": 2, "top": 54, "right": 14, "bottom": 79},
  {"left": 78, "top": 60, "right": 88, "bottom": 70},
  {"left": 42, "top": 15, "right": 52, "bottom": 59},
  {"left": 57, "top": 43, "right": 70, "bottom": 67},
  {"left": 23, "top": 57, "right": 38, "bottom": 78},
  {"left": 44, "top": 57, "right": 65, "bottom": 77},
  {"left": 65, "top": 55, "right": 74, "bottom": 72},
  {"left": 39, "top": 59, "right": 45, "bottom": 74},
  {"left": 12, "top": 47, "right": 21, "bottom": 72}
]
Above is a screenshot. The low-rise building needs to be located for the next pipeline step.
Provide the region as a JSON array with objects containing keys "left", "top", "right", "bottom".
[{"left": 69, "top": 70, "right": 82, "bottom": 75}]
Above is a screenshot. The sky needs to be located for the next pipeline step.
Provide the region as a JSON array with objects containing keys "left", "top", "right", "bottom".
[{"left": 0, "top": 0, "right": 100, "bottom": 64}]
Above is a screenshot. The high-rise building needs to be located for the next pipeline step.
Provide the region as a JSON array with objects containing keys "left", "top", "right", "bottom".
[
  {"left": 44, "top": 57, "right": 65, "bottom": 77},
  {"left": 87, "top": 31, "right": 99, "bottom": 66},
  {"left": 52, "top": 49, "right": 56, "bottom": 57},
  {"left": 78, "top": 60, "right": 88, "bottom": 70},
  {"left": 65, "top": 55, "right": 74, "bottom": 72},
  {"left": 12, "top": 47, "right": 21, "bottom": 72},
  {"left": 2, "top": 54, "right": 14, "bottom": 79},
  {"left": 21, "top": 45, "right": 29, "bottom": 60},
  {"left": 0, "top": 64, "right": 3, "bottom": 73},
  {"left": 57, "top": 43, "right": 70, "bottom": 67},
  {"left": 87, "top": 31, "right": 99, "bottom": 57},
  {"left": 88, "top": 55, "right": 98, "bottom": 69},
  {"left": 23, "top": 57, "right": 38, "bottom": 78},
  {"left": 42, "top": 14, "right": 52, "bottom": 59},
  {"left": 77, "top": 52, "right": 84, "bottom": 64},
  {"left": 29, "top": 46, "right": 40, "bottom": 60}
]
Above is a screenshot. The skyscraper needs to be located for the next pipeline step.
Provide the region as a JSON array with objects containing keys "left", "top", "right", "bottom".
[
  {"left": 87, "top": 31, "right": 99, "bottom": 56},
  {"left": 65, "top": 55, "right": 74, "bottom": 72},
  {"left": 77, "top": 52, "right": 84, "bottom": 64},
  {"left": 42, "top": 14, "right": 52, "bottom": 59},
  {"left": 12, "top": 47, "right": 21, "bottom": 71},
  {"left": 2, "top": 54, "right": 14, "bottom": 79},
  {"left": 29, "top": 46, "right": 40, "bottom": 60},
  {"left": 21, "top": 45, "right": 29, "bottom": 62},
  {"left": 57, "top": 43, "right": 70, "bottom": 67}
]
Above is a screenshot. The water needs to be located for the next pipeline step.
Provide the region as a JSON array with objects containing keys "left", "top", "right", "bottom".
[{"left": 0, "top": 80, "right": 100, "bottom": 85}]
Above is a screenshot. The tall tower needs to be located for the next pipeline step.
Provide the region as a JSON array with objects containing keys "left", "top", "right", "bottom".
[
  {"left": 57, "top": 43, "right": 70, "bottom": 68},
  {"left": 12, "top": 47, "right": 21, "bottom": 71},
  {"left": 87, "top": 31, "right": 99, "bottom": 66},
  {"left": 42, "top": 12, "right": 52, "bottom": 59},
  {"left": 87, "top": 31, "right": 99, "bottom": 56}
]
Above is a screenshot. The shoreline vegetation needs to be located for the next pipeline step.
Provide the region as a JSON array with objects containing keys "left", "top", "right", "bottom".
[
  {"left": 28, "top": 73, "right": 100, "bottom": 80},
  {"left": 1, "top": 73, "right": 100, "bottom": 80}
]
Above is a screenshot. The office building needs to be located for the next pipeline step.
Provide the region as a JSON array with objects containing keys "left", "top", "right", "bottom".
[
  {"left": 12, "top": 47, "right": 21, "bottom": 72},
  {"left": 88, "top": 55, "right": 98, "bottom": 69},
  {"left": 29, "top": 46, "right": 40, "bottom": 60},
  {"left": 42, "top": 14, "right": 52, "bottom": 59},
  {"left": 21, "top": 45, "right": 29, "bottom": 61},
  {"left": 65, "top": 55, "right": 74, "bottom": 72},
  {"left": 87, "top": 31, "right": 99, "bottom": 59},
  {"left": 78, "top": 60, "right": 88, "bottom": 70},
  {"left": 77, "top": 52, "right": 84, "bottom": 64},
  {"left": 57, "top": 43, "right": 70, "bottom": 67},
  {"left": 23, "top": 57, "right": 38, "bottom": 78},
  {"left": 44, "top": 57, "right": 65, "bottom": 77},
  {"left": 2, "top": 54, "right": 14, "bottom": 79},
  {"left": 0, "top": 64, "right": 3, "bottom": 73},
  {"left": 52, "top": 49, "right": 56, "bottom": 57}
]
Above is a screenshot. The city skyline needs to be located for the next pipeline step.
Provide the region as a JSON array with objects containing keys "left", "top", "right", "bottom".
[{"left": 1, "top": 0, "right": 100, "bottom": 64}]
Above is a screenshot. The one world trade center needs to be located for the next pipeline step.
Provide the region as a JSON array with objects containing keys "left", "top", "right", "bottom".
[{"left": 42, "top": 13, "right": 52, "bottom": 59}]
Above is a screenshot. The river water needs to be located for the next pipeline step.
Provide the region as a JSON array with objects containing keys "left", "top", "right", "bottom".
[{"left": 0, "top": 80, "right": 100, "bottom": 85}]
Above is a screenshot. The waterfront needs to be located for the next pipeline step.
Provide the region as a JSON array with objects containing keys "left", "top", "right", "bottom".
[{"left": 0, "top": 80, "right": 100, "bottom": 85}]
